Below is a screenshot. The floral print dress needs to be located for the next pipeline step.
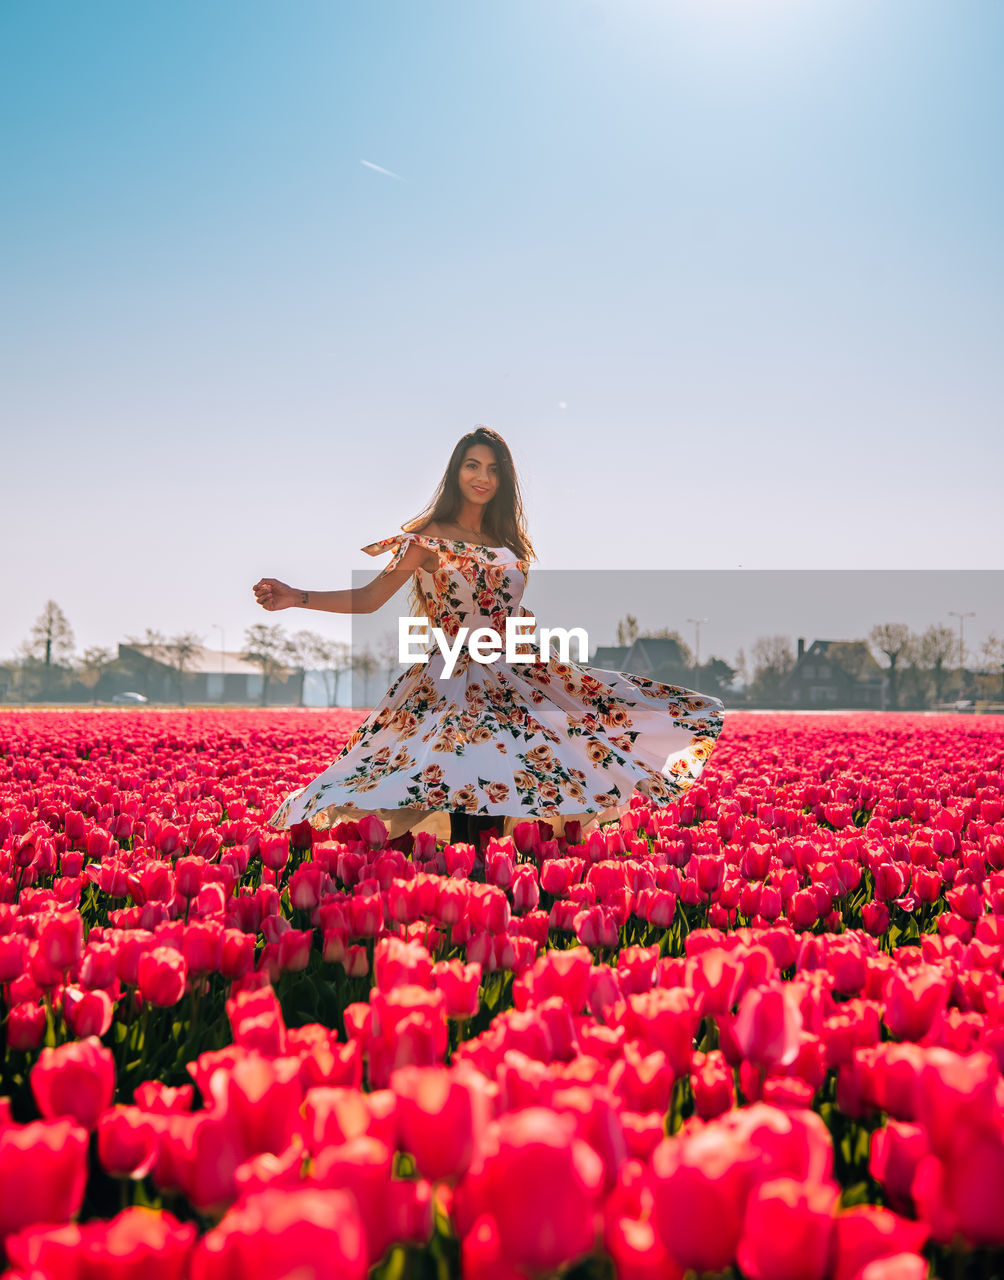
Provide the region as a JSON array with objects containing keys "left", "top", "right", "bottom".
[{"left": 267, "top": 535, "right": 726, "bottom": 841}]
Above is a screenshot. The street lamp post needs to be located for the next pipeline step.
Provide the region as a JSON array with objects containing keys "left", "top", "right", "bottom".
[
  {"left": 687, "top": 617, "right": 708, "bottom": 673},
  {"left": 947, "top": 611, "right": 974, "bottom": 700}
]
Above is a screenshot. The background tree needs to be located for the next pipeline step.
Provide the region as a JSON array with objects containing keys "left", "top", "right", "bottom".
[
  {"left": 8, "top": 640, "right": 39, "bottom": 701},
  {"left": 748, "top": 635, "right": 795, "bottom": 706},
  {"left": 0, "top": 658, "right": 15, "bottom": 703},
  {"left": 29, "top": 600, "right": 75, "bottom": 667},
  {"left": 79, "top": 646, "right": 114, "bottom": 702},
  {"left": 734, "top": 646, "right": 749, "bottom": 690},
  {"left": 869, "top": 623, "right": 913, "bottom": 710},
  {"left": 695, "top": 656, "right": 737, "bottom": 698},
  {"left": 616, "top": 614, "right": 639, "bottom": 646},
  {"left": 27, "top": 601, "right": 75, "bottom": 697},
  {"left": 351, "top": 645, "right": 378, "bottom": 707},
  {"left": 282, "top": 629, "right": 329, "bottom": 707},
  {"left": 916, "top": 623, "right": 956, "bottom": 705},
  {"left": 303, "top": 635, "right": 352, "bottom": 708},
  {"left": 377, "top": 630, "right": 406, "bottom": 690},
  {"left": 240, "top": 624, "right": 290, "bottom": 706},
  {"left": 125, "top": 629, "right": 167, "bottom": 661},
  {"left": 164, "top": 632, "right": 204, "bottom": 705},
  {"left": 979, "top": 633, "right": 1004, "bottom": 701}
]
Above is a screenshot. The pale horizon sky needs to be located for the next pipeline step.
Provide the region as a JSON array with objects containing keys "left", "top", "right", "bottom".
[{"left": 3, "top": 0, "right": 1002, "bottom": 664}]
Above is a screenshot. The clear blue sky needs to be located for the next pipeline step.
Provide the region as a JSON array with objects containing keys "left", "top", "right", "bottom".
[{"left": 3, "top": 0, "right": 1002, "bottom": 665}]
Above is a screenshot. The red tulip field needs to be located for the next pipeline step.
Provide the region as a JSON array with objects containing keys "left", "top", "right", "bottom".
[{"left": 1, "top": 708, "right": 1003, "bottom": 1279}]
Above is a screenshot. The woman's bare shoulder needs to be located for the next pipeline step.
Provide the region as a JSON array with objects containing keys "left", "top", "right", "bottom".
[{"left": 413, "top": 520, "right": 447, "bottom": 539}]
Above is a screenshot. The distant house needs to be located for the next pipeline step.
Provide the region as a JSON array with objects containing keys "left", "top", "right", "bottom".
[
  {"left": 587, "top": 637, "right": 695, "bottom": 684},
  {"left": 102, "top": 644, "right": 295, "bottom": 704},
  {"left": 589, "top": 645, "right": 631, "bottom": 670},
  {"left": 781, "top": 638, "right": 885, "bottom": 709},
  {"left": 622, "top": 636, "right": 693, "bottom": 684}
]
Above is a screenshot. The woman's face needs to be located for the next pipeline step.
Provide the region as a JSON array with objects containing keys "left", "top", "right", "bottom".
[{"left": 458, "top": 444, "right": 500, "bottom": 508}]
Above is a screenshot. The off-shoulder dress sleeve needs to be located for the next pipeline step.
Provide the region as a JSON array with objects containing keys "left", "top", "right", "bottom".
[{"left": 360, "top": 533, "right": 442, "bottom": 575}]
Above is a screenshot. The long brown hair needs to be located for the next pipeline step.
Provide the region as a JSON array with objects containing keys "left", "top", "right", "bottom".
[{"left": 401, "top": 426, "right": 535, "bottom": 620}]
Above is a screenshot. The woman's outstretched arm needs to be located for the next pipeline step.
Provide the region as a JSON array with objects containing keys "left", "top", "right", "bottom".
[{"left": 252, "top": 541, "right": 433, "bottom": 615}]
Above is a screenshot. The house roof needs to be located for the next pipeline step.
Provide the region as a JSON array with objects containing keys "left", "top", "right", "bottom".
[
  {"left": 118, "top": 644, "right": 276, "bottom": 677},
  {"left": 631, "top": 636, "right": 688, "bottom": 653},
  {"left": 625, "top": 636, "right": 691, "bottom": 668},
  {"left": 591, "top": 645, "right": 631, "bottom": 668},
  {"left": 786, "top": 640, "right": 884, "bottom": 684}
]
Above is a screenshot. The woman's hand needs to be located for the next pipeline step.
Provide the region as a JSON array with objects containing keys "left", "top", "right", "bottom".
[{"left": 253, "top": 578, "right": 297, "bottom": 611}]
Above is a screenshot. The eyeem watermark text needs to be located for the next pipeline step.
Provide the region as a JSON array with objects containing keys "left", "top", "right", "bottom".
[{"left": 399, "top": 617, "right": 588, "bottom": 677}]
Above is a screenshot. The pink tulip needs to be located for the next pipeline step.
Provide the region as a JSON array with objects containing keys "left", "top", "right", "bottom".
[
  {"left": 456, "top": 1108, "right": 604, "bottom": 1273},
  {"left": 31, "top": 1037, "right": 116, "bottom": 1129},
  {"left": 137, "top": 946, "right": 187, "bottom": 1006},
  {"left": 736, "top": 1177, "right": 839, "bottom": 1280},
  {"left": 733, "top": 984, "right": 803, "bottom": 1069},
  {"left": 0, "top": 1118, "right": 89, "bottom": 1244}
]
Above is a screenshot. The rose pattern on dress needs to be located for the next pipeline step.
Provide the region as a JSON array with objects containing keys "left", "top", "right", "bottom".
[{"left": 267, "top": 535, "right": 726, "bottom": 837}]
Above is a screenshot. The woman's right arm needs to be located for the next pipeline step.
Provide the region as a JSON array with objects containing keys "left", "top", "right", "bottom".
[{"left": 253, "top": 541, "right": 433, "bottom": 615}]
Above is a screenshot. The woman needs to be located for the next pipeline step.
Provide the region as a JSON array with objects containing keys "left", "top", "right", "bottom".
[{"left": 253, "top": 425, "right": 725, "bottom": 848}]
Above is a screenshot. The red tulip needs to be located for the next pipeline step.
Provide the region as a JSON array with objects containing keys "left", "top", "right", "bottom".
[
  {"left": 258, "top": 832, "right": 290, "bottom": 871},
  {"left": 62, "top": 986, "right": 114, "bottom": 1038},
  {"left": 374, "top": 937, "right": 433, "bottom": 992},
  {"left": 759, "top": 886, "right": 783, "bottom": 922},
  {"left": 512, "top": 821, "right": 542, "bottom": 857},
  {"left": 861, "top": 901, "right": 891, "bottom": 936},
  {"left": 456, "top": 1108, "right": 604, "bottom": 1273},
  {"left": 97, "top": 1106, "right": 160, "bottom": 1180},
  {"left": 625, "top": 987, "right": 697, "bottom": 1076},
  {"left": 137, "top": 946, "right": 187, "bottom": 1006},
  {"left": 826, "top": 941, "right": 867, "bottom": 996},
  {"left": 175, "top": 856, "right": 205, "bottom": 899},
  {"left": 605, "top": 1211, "right": 685, "bottom": 1280},
  {"left": 392, "top": 1065, "right": 484, "bottom": 1183},
  {"left": 869, "top": 1122, "right": 925, "bottom": 1215},
  {"left": 154, "top": 823, "right": 184, "bottom": 857},
  {"left": 355, "top": 814, "right": 387, "bottom": 850},
  {"left": 189, "top": 1188, "right": 367, "bottom": 1280},
  {"left": 469, "top": 885, "right": 511, "bottom": 934},
  {"left": 874, "top": 863, "right": 909, "bottom": 902},
  {"left": 181, "top": 921, "right": 224, "bottom": 975},
  {"left": 511, "top": 865, "right": 540, "bottom": 914},
  {"left": 574, "top": 905, "right": 619, "bottom": 950},
  {"left": 736, "top": 1176, "right": 838, "bottom": 1280},
  {"left": 608, "top": 1043, "right": 673, "bottom": 1115},
  {"left": 733, "top": 984, "right": 803, "bottom": 1070},
  {"left": 36, "top": 910, "right": 84, "bottom": 973},
  {"left": 220, "top": 929, "right": 255, "bottom": 980},
  {"left": 690, "top": 1050, "right": 736, "bottom": 1119},
  {"left": 288, "top": 862, "right": 325, "bottom": 911},
  {"left": 0, "top": 934, "right": 28, "bottom": 984},
  {"left": 693, "top": 855, "right": 725, "bottom": 896},
  {"left": 788, "top": 890, "right": 820, "bottom": 930},
  {"left": 0, "top": 1118, "right": 89, "bottom": 1244},
  {"left": 650, "top": 1123, "right": 754, "bottom": 1272},
  {"left": 883, "top": 967, "right": 949, "bottom": 1041},
  {"left": 348, "top": 893, "right": 384, "bottom": 938},
  {"left": 6, "top": 1002, "right": 46, "bottom": 1051},
  {"left": 288, "top": 820, "right": 314, "bottom": 851},
  {"left": 692, "top": 947, "right": 742, "bottom": 1017},
  {"left": 31, "top": 1036, "right": 116, "bottom": 1129},
  {"left": 829, "top": 1206, "right": 928, "bottom": 1280}
]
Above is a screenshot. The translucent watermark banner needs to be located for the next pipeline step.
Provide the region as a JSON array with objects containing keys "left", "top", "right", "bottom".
[{"left": 344, "top": 569, "right": 1004, "bottom": 711}]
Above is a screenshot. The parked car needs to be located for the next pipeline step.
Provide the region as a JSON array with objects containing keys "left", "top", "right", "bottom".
[{"left": 111, "top": 691, "right": 149, "bottom": 704}]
